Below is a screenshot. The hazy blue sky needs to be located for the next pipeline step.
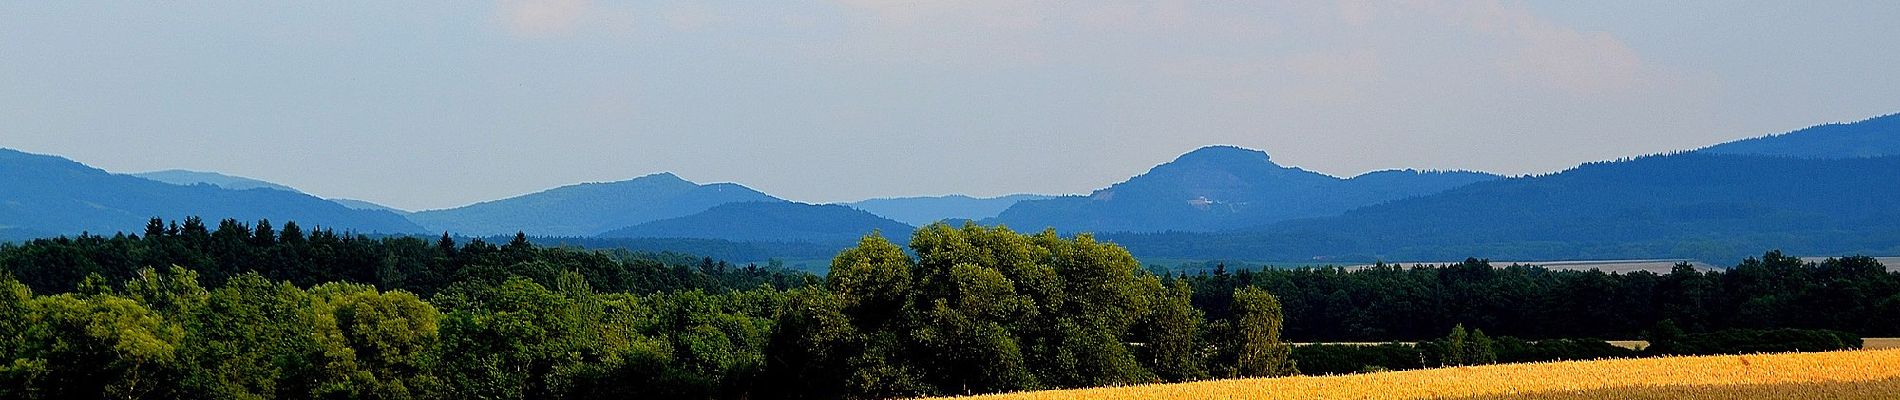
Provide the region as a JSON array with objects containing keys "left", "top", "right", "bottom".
[{"left": 3, "top": 1, "right": 1897, "bottom": 210}]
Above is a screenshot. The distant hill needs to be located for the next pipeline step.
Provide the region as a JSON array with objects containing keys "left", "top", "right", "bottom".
[
  {"left": 599, "top": 201, "right": 913, "bottom": 245},
  {"left": 408, "top": 173, "right": 782, "bottom": 237},
  {"left": 133, "top": 169, "right": 302, "bottom": 192},
  {"left": 0, "top": 227, "right": 52, "bottom": 243},
  {"left": 845, "top": 194, "right": 1055, "bottom": 226},
  {"left": 988, "top": 146, "right": 1500, "bottom": 233},
  {"left": 1108, "top": 152, "right": 1900, "bottom": 263},
  {"left": 0, "top": 149, "right": 424, "bottom": 236},
  {"left": 1699, "top": 113, "right": 1900, "bottom": 158},
  {"left": 329, "top": 198, "right": 410, "bottom": 215},
  {"left": 133, "top": 169, "right": 414, "bottom": 216}
]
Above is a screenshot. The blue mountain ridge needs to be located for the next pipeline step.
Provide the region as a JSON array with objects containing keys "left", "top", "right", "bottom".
[
  {"left": 986, "top": 145, "right": 1502, "bottom": 233},
  {"left": 406, "top": 173, "right": 784, "bottom": 237},
  {"left": 0, "top": 149, "right": 422, "bottom": 235}
]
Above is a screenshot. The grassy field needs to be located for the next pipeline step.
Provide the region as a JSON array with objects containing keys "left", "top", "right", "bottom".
[
  {"left": 1606, "top": 340, "right": 1647, "bottom": 350},
  {"left": 939, "top": 349, "right": 1900, "bottom": 400}
]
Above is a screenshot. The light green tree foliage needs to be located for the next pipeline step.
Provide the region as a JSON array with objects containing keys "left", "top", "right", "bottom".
[
  {"left": 308, "top": 282, "right": 442, "bottom": 399},
  {"left": 122, "top": 266, "right": 208, "bottom": 319},
  {"left": 778, "top": 223, "right": 1171, "bottom": 398},
  {"left": 432, "top": 276, "right": 574, "bottom": 399},
  {"left": 648, "top": 288, "right": 775, "bottom": 395},
  {"left": 1431, "top": 324, "right": 1498, "bottom": 366},
  {"left": 432, "top": 272, "right": 783, "bottom": 400},
  {"left": 9, "top": 287, "right": 182, "bottom": 399},
  {"left": 617, "top": 282, "right": 784, "bottom": 399},
  {"left": 759, "top": 288, "right": 866, "bottom": 400},
  {"left": 1467, "top": 327, "right": 1497, "bottom": 365},
  {"left": 827, "top": 235, "right": 913, "bottom": 329},
  {"left": 1443, "top": 324, "right": 1469, "bottom": 366},
  {"left": 183, "top": 273, "right": 323, "bottom": 399},
  {"left": 557, "top": 289, "right": 680, "bottom": 400},
  {"left": 817, "top": 235, "right": 931, "bottom": 398},
  {"left": 912, "top": 264, "right": 1036, "bottom": 393},
  {"left": 1032, "top": 230, "right": 1161, "bottom": 387},
  {"left": 907, "top": 225, "right": 1048, "bottom": 393},
  {"left": 0, "top": 277, "right": 40, "bottom": 397},
  {"left": 1228, "top": 286, "right": 1296, "bottom": 378},
  {"left": 1140, "top": 279, "right": 1208, "bottom": 382}
]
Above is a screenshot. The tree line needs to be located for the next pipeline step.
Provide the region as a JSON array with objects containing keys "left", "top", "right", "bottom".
[
  {"left": 0, "top": 217, "right": 812, "bottom": 297},
  {"left": 0, "top": 220, "right": 1301, "bottom": 399},
  {"left": 2, "top": 218, "right": 1895, "bottom": 399},
  {"left": 1178, "top": 253, "right": 1899, "bottom": 341}
]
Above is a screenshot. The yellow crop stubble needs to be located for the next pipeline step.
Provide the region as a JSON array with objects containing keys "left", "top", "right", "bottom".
[{"left": 940, "top": 349, "right": 1900, "bottom": 400}]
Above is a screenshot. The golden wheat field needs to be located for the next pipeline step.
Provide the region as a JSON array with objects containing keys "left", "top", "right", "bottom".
[{"left": 939, "top": 349, "right": 1900, "bottom": 400}]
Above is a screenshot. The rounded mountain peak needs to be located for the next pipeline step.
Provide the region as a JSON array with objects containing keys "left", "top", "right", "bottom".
[{"left": 1171, "top": 145, "right": 1274, "bottom": 165}]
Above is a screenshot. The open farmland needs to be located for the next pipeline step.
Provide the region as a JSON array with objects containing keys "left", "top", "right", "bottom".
[
  {"left": 940, "top": 349, "right": 1900, "bottom": 400},
  {"left": 1802, "top": 257, "right": 1900, "bottom": 271},
  {"left": 1339, "top": 259, "right": 1722, "bottom": 273}
]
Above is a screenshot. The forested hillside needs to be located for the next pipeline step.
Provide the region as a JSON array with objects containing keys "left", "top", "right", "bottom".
[{"left": 1699, "top": 113, "right": 1900, "bottom": 159}]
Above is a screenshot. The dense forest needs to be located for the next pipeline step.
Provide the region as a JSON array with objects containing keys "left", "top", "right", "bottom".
[
  {"left": 1, "top": 219, "right": 1895, "bottom": 399},
  {"left": 1180, "top": 253, "right": 1900, "bottom": 341},
  {"left": 0, "top": 219, "right": 1300, "bottom": 399},
  {"left": 0, "top": 217, "right": 811, "bottom": 297}
]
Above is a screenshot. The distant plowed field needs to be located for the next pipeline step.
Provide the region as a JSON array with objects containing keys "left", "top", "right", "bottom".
[{"left": 940, "top": 349, "right": 1900, "bottom": 400}]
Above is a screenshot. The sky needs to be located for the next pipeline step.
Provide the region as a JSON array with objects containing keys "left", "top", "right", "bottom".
[{"left": 2, "top": 1, "right": 1897, "bottom": 211}]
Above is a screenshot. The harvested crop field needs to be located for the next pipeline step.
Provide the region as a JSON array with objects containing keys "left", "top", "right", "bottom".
[
  {"left": 1866, "top": 338, "right": 1900, "bottom": 350},
  {"left": 1606, "top": 338, "right": 1898, "bottom": 351},
  {"left": 940, "top": 349, "right": 1900, "bottom": 400}
]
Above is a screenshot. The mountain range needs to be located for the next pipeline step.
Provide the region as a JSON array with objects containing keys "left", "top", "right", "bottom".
[
  {"left": 985, "top": 146, "right": 1501, "bottom": 233},
  {"left": 845, "top": 194, "right": 1055, "bottom": 226},
  {"left": 2, "top": 112, "right": 1895, "bottom": 264},
  {"left": 132, "top": 169, "right": 413, "bottom": 215},
  {"left": 1107, "top": 113, "right": 1900, "bottom": 263},
  {"left": 1108, "top": 152, "right": 1900, "bottom": 264},
  {"left": 406, "top": 173, "right": 785, "bottom": 238},
  {"left": 133, "top": 169, "right": 302, "bottom": 192},
  {"left": 600, "top": 201, "right": 916, "bottom": 245},
  {"left": 0, "top": 149, "right": 422, "bottom": 237}
]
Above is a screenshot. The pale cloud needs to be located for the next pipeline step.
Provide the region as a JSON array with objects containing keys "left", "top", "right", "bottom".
[
  {"left": 662, "top": 4, "right": 729, "bottom": 31},
  {"left": 834, "top": 0, "right": 1048, "bottom": 30},
  {"left": 823, "top": 0, "right": 1665, "bottom": 97},
  {"left": 817, "top": 1, "right": 1288, "bottom": 70},
  {"left": 1396, "top": 0, "right": 1661, "bottom": 95},
  {"left": 1279, "top": 49, "right": 1384, "bottom": 104},
  {"left": 498, "top": 0, "right": 591, "bottom": 38}
]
